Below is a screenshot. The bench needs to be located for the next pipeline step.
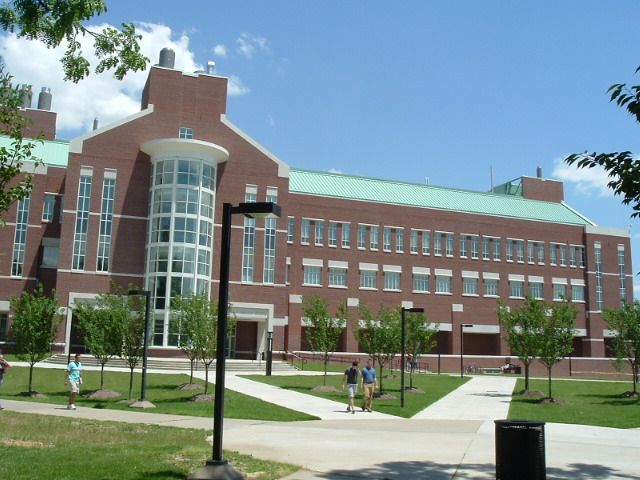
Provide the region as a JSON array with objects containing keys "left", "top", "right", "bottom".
[
  {"left": 503, "top": 365, "right": 522, "bottom": 374},
  {"left": 480, "top": 367, "right": 502, "bottom": 375}
]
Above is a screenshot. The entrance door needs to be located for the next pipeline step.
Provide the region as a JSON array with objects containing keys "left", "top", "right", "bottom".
[{"left": 234, "top": 321, "right": 258, "bottom": 359}]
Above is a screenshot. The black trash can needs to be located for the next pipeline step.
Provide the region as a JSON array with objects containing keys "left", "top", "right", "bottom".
[{"left": 495, "top": 419, "right": 546, "bottom": 480}]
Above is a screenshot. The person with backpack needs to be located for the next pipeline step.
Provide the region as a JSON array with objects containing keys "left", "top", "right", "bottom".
[
  {"left": 0, "top": 348, "right": 11, "bottom": 410},
  {"left": 342, "top": 360, "right": 360, "bottom": 414}
]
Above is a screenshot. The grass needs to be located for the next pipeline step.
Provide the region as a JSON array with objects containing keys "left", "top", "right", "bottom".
[
  {"left": 0, "top": 411, "right": 299, "bottom": 480},
  {"left": 2, "top": 366, "right": 317, "bottom": 421},
  {"left": 509, "top": 378, "right": 640, "bottom": 429},
  {"left": 245, "top": 371, "right": 468, "bottom": 418}
]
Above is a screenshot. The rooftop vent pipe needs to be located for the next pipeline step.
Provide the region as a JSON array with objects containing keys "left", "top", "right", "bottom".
[
  {"left": 158, "top": 48, "right": 175, "bottom": 69},
  {"left": 37, "top": 87, "right": 52, "bottom": 111},
  {"left": 536, "top": 166, "right": 542, "bottom": 178},
  {"left": 19, "top": 84, "right": 32, "bottom": 108},
  {"left": 92, "top": 118, "right": 99, "bottom": 131},
  {"left": 207, "top": 61, "right": 215, "bottom": 74}
]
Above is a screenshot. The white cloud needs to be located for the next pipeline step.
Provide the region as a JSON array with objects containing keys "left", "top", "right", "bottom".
[
  {"left": 236, "top": 32, "right": 269, "bottom": 59},
  {"left": 0, "top": 23, "right": 249, "bottom": 137},
  {"left": 551, "top": 157, "right": 614, "bottom": 197},
  {"left": 212, "top": 44, "right": 227, "bottom": 58},
  {"left": 328, "top": 168, "right": 343, "bottom": 174}
]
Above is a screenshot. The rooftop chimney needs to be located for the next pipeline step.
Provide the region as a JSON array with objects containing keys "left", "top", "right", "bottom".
[
  {"left": 158, "top": 48, "right": 175, "bottom": 69},
  {"left": 207, "top": 61, "right": 215, "bottom": 74},
  {"left": 92, "top": 118, "right": 99, "bottom": 131},
  {"left": 19, "top": 84, "right": 32, "bottom": 109},
  {"left": 536, "top": 166, "right": 542, "bottom": 178},
  {"left": 37, "top": 87, "right": 52, "bottom": 111}
]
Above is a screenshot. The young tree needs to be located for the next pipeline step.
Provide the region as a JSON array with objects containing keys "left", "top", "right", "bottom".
[
  {"left": 602, "top": 301, "right": 640, "bottom": 397},
  {"left": 170, "top": 294, "right": 207, "bottom": 385},
  {"left": 0, "top": 1, "right": 147, "bottom": 219},
  {"left": 405, "top": 311, "right": 438, "bottom": 390},
  {"left": 497, "top": 298, "right": 545, "bottom": 392},
  {"left": 302, "top": 295, "right": 346, "bottom": 386},
  {"left": 9, "top": 284, "right": 61, "bottom": 394},
  {"left": 121, "top": 293, "right": 145, "bottom": 400},
  {"left": 74, "top": 293, "right": 126, "bottom": 391},
  {"left": 536, "top": 300, "right": 576, "bottom": 401},
  {"left": 355, "top": 303, "right": 401, "bottom": 394}
]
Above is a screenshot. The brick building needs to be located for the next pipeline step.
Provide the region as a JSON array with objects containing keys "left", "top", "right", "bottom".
[{"left": 0, "top": 52, "right": 633, "bottom": 364}]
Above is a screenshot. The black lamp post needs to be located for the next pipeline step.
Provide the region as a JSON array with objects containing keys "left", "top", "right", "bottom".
[
  {"left": 189, "top": 201, "right": 281, "bottom": 480},
  {"left": 266, "top": 330, "right": 274, "bottom": 376},
  {"left": 460, "top": 323, "right": 473, "bottom": 378},
  {"left": 128, "top": 289, "right": 153, "bottom": 408},
  {"left": 401, "top": 306, "right": 424, "bottom": 408}
]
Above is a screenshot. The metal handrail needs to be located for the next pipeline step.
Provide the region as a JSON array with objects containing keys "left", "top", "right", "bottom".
[{"left": 287, "top": 351, "right": 308, "bottom": 371}]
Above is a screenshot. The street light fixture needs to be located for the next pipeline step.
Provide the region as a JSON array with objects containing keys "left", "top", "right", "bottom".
[
  {"left": 127, "top": 288, "right": 154, "bottom": 408},
  {"left": 401, "top": 306, "right": 424, "bottom": 408},
  {"left": 189, "top": 202, "right": 281, "bottom": 480},
  {"left": 460, "top": 323, "right": 473, "bottom": 378}
]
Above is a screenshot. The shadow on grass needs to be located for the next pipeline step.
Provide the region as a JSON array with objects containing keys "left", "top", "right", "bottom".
[
  {"left": 134, "top": 470, "right": 184, "bottom": 479},
  {"left": 313, "top": 460, "right": 639, "bottom": 480}
]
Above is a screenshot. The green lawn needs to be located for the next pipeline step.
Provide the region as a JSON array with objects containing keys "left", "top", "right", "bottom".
[
  {"left": 0, "top": 411, "right": 299, "bottom": 480},
  {"left": 245, "top": 371, "right": 468, "bottom": 418},
  {"left": 2, "top": 366, "right": 317, "bottom": 421},
  {"left": 509, "top": 378, "right": 640, "bottom": 428}
]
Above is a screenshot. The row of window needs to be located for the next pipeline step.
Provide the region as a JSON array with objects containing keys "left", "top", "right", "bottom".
[
  {"left": 300, "top": 262, "right": 586, "bottom": 301},
  {"left": 288, "top": 218, "right": 587, "bottom": 268}
]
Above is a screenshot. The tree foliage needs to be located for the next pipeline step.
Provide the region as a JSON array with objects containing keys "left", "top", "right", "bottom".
[
  {"left": 120, "top": 289, "right": 145, "bottom": 400},
  {"left": 565, "top": 65, "right": 640, "bottom": 217},
  {"left": 9, "top": 283, "right": 61, "bottom": 393},
  {"left": 302, "top": 295, "right": 346, "bottom": 386},
  {"left": 405, "top": 310, "right": 437, "bottom": 389},
  {"left": 603, "top": 301, "right": 640, "bottom": 396}
]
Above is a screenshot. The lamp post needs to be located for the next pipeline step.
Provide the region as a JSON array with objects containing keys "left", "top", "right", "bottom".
[
  {"left": 189, "top": 202, "right": 281, "bottom": 480},
  {"left": 401, "top": 306, "right": 424, "bottom": 408},
  {"left": 127, "top": 289, "right": 153, "bottom": 408},
  {"left": 266, "top": 330, "right": 274, "bottom": 376},
  {"left": 460, "top": 323, "right": 473, "bottom": 378}
]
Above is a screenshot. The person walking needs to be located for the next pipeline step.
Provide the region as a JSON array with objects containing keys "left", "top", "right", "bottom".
[
  {"left": 64, "top": 353, "right": 83, "bottom": 410},
  {"left": 361, "top": 358, "right": 377, "bottom": 412},
  {"left": 342, "top": 361, "right": 360, "bottom": 414},
  {"left": 0, "top": 349, "right": 11, "bottom": 410}
]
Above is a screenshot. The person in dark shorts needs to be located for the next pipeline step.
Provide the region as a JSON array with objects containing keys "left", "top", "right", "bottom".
[{"left": 342, "top": 361, "right": 360, "bottom": 414}]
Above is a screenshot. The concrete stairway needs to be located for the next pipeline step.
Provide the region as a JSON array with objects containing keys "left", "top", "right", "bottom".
[{"left": 43, "top": 354, "right": 299, "bottom": 373}]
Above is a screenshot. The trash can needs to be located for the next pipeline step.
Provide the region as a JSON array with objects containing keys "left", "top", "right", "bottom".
[{"left": 495, "top": 419, "right": 546, "bottom": 480}]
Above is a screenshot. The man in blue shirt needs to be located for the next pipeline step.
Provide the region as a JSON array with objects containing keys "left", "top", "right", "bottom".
[
  {"left": 65, "top": 353, "right": 83, "bottom": 410},
  {"left": 360, "top": 358, "right": 377, "bottom": 412}
]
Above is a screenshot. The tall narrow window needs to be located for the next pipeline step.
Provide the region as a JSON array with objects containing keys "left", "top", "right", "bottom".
[
  {"left": 537, "top": 242, "right": 545, "bottom": 264},
  {"left": 516, "top": 240, "right": 524, "bottom": 263},
  {"left": 370, "top": 225, "right": 378, "bottom": 250},
  {"left": 287, "top": 217, "right": 294, "bottom": 243},
  {"left": 550, "top": 244, "right": 557, "bottom": 265},
  {"left": 263, "top": 188, "right": 277, "bottom": 284},
  {"left": 569, "top": 245, "right": 576, "bottom": 267},
  {"left": 42, "top": 193, "right": 56, "bottom": 222},
  {"left": 328, "top": 222, "right": 338, "bottom": 247},
  {"left": 434, "top": 232, "right": 442, "bottom": 256},
  {"left": 96, "top": 172, "right": 116, "bottom": 272},
  {"left": 559, "top": 244, "right": 567, "bottom": 266},
  {"left": 493, "top": 238, "right": 501, "bottom": 261},
  {"left": 422, "top": 230, "right": 430, "bottom": 255},
  {"left": 314, "top": 220, "right": 324, "bottom": 246},
  {"left": 471, "top": 235, "right": 479, "bottom": 259},
  {"left": 383, "top": 227, "right": 392, "bottom": 251},
  {"left": 301, "top": 219, "right": 310, "bottom": 244},
  {"left": 395, "top": 229, "right": 404, "bottom": 253},
  {"left": 358, "top": 224, "right": 367, "bottom": 249},
  {"left": 618, "top": 245, "right": 626, "bottom": 303},
  {"left": 527, "top": 241, "right": 535, "bottom": 264},
  {"left": 460, "top": 234, "right": 468, "bottom": 258},
  {"left": 506, "top": 239, "right": 513, "bottom": 262},
  {"left": 446, "top": 233, "right": 454, "bottom": 257},
  {"left": 482, "top": 237, "right": 490, "bottom": 260},
  {"left": 11, "top": 196, "right": 30, "bottom": 276},
  {"left": 72, "top": 171, "right": 93, "bottom": 270},
  {"left": 241, "top": 188, "right": 257, "bottom": 282},
  {"left": 595, "top": 241, "right": 603, "bottom": 310},
  {"left": 409, "top": 229, "right": 418, "bottom": 254},
  {"left": 341, "top": 223, "right": 350, "bottom": 248}
]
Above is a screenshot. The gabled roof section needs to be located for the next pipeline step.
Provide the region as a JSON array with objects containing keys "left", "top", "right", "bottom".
[
  {"left": 0, "top": 135, "right": 69, "bottom": 167},
  {"left": 289, "top": 169, "right": 594, "bottom": 226}
]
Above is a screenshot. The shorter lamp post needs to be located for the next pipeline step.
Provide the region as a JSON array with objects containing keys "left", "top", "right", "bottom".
[
  {"left": 127, "top": 288, "right": 153, "bottom": 408},
  {"left": 460, "top": 323, "right": 473, "bottom": 378},
  {"left": 401, "top": 306, "right": 424, "bottom": 408},
  {"left": 189, "top": 201, "right": 281, "bottom": 480},
  {"left": 266, "top": 330, "right": 274, "bottom": 376}
]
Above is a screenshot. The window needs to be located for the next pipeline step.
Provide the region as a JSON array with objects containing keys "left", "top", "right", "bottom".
[
  {"left": 483, "top": 237, "right": 490, "bottom": 261},
  {"left": 445, "top": 233, "right": 454, "bottom": 257},
  {"left": 329, "top": 222, "right": 338, "bottom": 247},
  {"left": 241, "top": 189, "right": 256, "bottom": 282},
  {"left": 577, "top": 246, "right": 586, "bottom": 268},
  {"left": 263, "top": 188, "right": 277, "bottom": 284},
  {"left": 510, "top": 280, "right": 524, "bottom": 298},
  {"left": 360, "top": 270, "right": 377, "bottom": 289},
  {"left": 173, "top": 217, "right": 197, "bottom": 243},
  {"left": 200, "top": 191, "right": 214, "bottom": 218},
  {"left": 559, "top": 245, "right": 567, "bottom": 266},
  {"left": 434, "top": 232, "right": 442, "bottom": 256},
  {"left": 396, "top": 229, "right": 404, "bottom": 253},
  {"left": 463, "top": 277, "right": 478, "bottom": 296},
  {"left": 537, "top": 242, "right": 545, "bottom": 264},
  {"left": 595, "top": 241, "right": 603, "bottom": 310},
  {"left": 471, "top": 235, "right": 479, "bottom": 259},
  {"left": 422, "top": 230, "right": 430, "bottom": 255},
  {"left": 530, "top": 282, "right": 544, "bottom": 300},
  {"left": 383, "top": 227, "right": 392, "bottom": 252},
  {"left": 72, "top": 172, "right": 92, "bottom": 271},
  {"left": 550, "top": 244, "right": 557, "bottom": 265},
  {"left": 178, "top": 127, "right": 193, "bottom": 139},
  {"left": 329, "top": 268, "right": 347, "bottom": 287},
  {"left": 42, "top": 193, "right": 56, "bottom": 222},
  {"left": 413, "top": 274, "right": 429, "bottom": 293},
  {"left": 435, "top": 275, "right": 452, "bottom": 294},
  {"left": 460, "top": 235, "right": 468, "bottom": 258},
  {"left": 303, "top": 266, "right": 321, "bottom": 286},
  {"left": 96, "top": 174, "right": 116, "bottom": 272},
  {"left": 572, "top": 284, "right": 585, "bottom": 302},
  {"left": 314, "top": 220, "right": 324, "bottom": 246},
  {"left": 618, "top": 245, "right": 626, "bottom": 302},
  {"left": 370, "top": 226, "right": 379, "bottom": 250},
  {"left": 41, "top": 242, "right": 60, "bottom": 268},
  {"left": 527, "top": 242, "right": 535, "bottom": 264},
  {"left": 410, "top": 230, "right": 418, "bottom": 254},
  {"left": 11, "top": 195, "right": 30, "bottom": 276},
  {"left": 553, "top": 282, "right": 567, "bottom": 301},
  {"left": 493, "top": 238, "right": 501, "bottom": 261},
  {"left": 484, "top": 278, "right": 499, "bottom": 297},
  {"left": 358, "top": 224, "right": 367, "bottom": 249},
  {"left": 176, "top": 160, "right": 199, "bottom": 186},
  {"left": 341, "top": 223, "right": 350, "bottom": 248},
  {"left": 516, "top": 240, "right": 524, "bottom": 263},
  {"left": 175, "top": 188, "right": 198, "bottom": 214},
  {"left": 570, "top": 246, "right": 576, "bottom": 267},
  {"left": 301, "top": 219, "right": 310, "bottom": 244},
  {"left": 384, "top": 271, "right": 401, "bottom": 291},
  {"left": 506, "top": 239, "right": 513, "bottom": 262},
  {"left": 287, "top": 217, "right": 294, "bottom": 243}
]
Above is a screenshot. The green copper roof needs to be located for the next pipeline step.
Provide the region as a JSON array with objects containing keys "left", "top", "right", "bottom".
[
  {"left": 289, "top": 169, "right": 593, "bottom": 226},
  {"left": 0, "top": 135, "right": 69, "bottom": 167}
]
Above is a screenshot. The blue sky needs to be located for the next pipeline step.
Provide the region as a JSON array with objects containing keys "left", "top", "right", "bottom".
[{"left": 3, "top": 1, "right": 640, "bottom": 292}]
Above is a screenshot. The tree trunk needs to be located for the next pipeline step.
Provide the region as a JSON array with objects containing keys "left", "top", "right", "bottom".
[
  {"left": 409, "top": 363, "right": 414, "bottom": 390},
  {"left": 28, "top": 362, "right": 34, "bottom": 393},
  {"left": 100, "top": 363, "right": 105, "bottom": 390},
  {"left": 633, "top": 359, "right": 638, "bottom": 395},
  {"left": 547, "top": 366, "right": 552, "bottom": 400},
  {"left": 128, "top": 367, "right": 134, "bottom": 400},
  {"left": 379, "top": 362, "right": 384, "bottom": 393},
  {"left": 524, "top": 361, "right": 530, "bottom": 392},
  {"left": 190, "top": 358, "right": 195, "bottom": 384},
  {"left": 204, "top": 363, "right": 209, "bottom": 395},
  {"left": 323, "top": 353, "right": 328, "bottom": 386}
]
